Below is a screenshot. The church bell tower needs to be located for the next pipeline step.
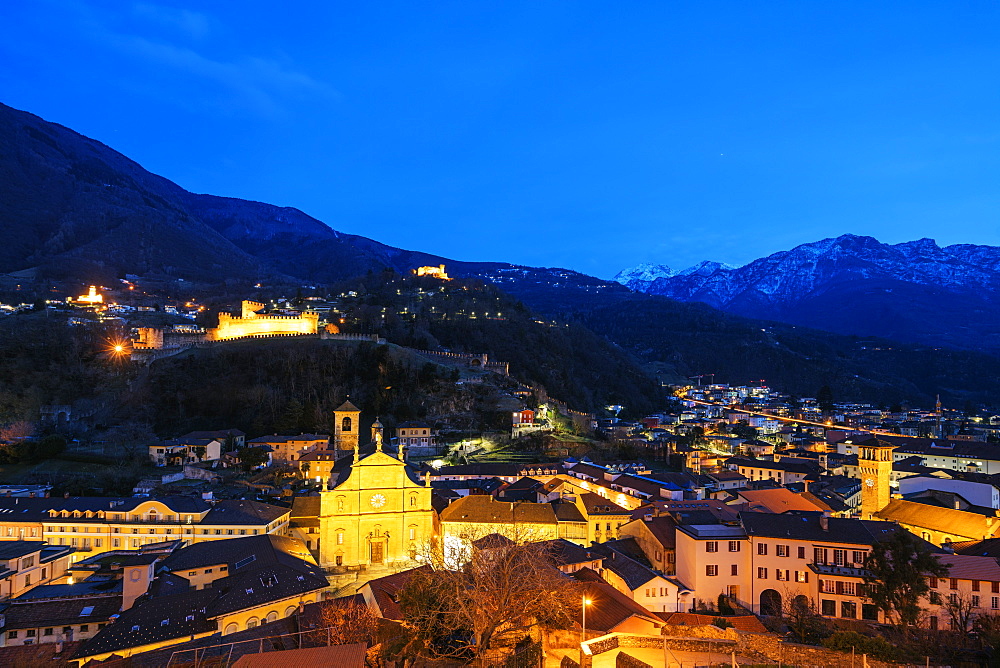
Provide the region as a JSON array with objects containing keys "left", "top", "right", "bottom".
[
  {"left": 859, "top": 439, "right": 895, "bottom": 519},
  {"left": 334, "top": 399, "right": 361, "bottom": 454}
]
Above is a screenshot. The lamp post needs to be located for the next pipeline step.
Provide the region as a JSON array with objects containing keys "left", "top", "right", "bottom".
[{"left": 581, "top": 595, "right": 592, "bottom": 665}]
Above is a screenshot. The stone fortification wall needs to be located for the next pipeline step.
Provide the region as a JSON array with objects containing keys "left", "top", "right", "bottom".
[{"left": 209, "top": 301, "right": 319, "bottom": 341}]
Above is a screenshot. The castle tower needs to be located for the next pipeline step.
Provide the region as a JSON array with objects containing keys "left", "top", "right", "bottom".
[
  {"left": 334, "top": 400, "right": 361, "bottom": 454},
  {"left": 859, "top": 439, "right": 895, "bottom": 519},
  {"left": 371, "top": 418, "right": 384, "bottom": 452}
]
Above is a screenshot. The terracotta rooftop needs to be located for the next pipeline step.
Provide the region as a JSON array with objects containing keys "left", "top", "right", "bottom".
[
  {"left": 875, "top": 499, "right": 1000, "bottom": 540},
  {"left": 570, "top": 568, "right": 662, "bottom": 633},
  {"left": 736, "top": 488, "right": 831, "bottom": 514},
  {"left": 231, "top": 643, "right": 367, "bottom": 668},
  {"left": 938, "top": 554, "right": 1000, "bottom": 581}
]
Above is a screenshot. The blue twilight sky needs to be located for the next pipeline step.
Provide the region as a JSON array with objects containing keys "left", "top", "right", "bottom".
[{"left": 2, "top": 1, "right": 1000, "bottom": 278}]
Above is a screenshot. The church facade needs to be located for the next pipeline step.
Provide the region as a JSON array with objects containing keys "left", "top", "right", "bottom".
[{"left": 317, "top": 402, "right": 436, "bottom": 572}]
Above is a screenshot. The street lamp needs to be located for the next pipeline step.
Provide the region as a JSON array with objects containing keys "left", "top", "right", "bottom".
[{"left": 581, "top": 595, "right": 592, "bottom": 664}]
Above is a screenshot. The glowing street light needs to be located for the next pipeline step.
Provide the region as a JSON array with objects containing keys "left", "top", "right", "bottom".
[{"left": 581, "top": 595, "right": 592, "bottom": 664}]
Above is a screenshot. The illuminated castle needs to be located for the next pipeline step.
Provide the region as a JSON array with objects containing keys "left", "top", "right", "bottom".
[
  {"left": 413, "top": 264, "right": 451, "bottom": 280},
  {"left": 72, "top": 286, "right": 103, "bottom": 305},
  {"left": 208, "top": 301, "right": 319, "bottom": 341}
]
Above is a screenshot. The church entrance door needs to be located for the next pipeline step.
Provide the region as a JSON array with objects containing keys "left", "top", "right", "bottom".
[{"left": 371, "top": 542, "right": 384, "bottom": 564}]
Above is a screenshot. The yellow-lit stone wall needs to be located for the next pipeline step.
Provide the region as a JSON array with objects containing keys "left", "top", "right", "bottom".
[{"left": 208, "top": 301, "right": 319, "bottom": 341}]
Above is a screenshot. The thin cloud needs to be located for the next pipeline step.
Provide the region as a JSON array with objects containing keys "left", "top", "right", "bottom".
[
  {"left": 132, "top": 2, "right": 211, "bottom": 40},
  {"left": 101, "top": 30, "right": 338, "bottom": 115},
  {"left": 49, "top": 0, "right": 338, "bottom": 116}
]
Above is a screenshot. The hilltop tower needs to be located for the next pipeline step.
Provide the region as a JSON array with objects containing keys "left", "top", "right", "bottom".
[
  {"left": 859, "top": 439, "right": 895, "bottom": 519},
  {"left": 334, "top": 400, "right": 361, "bottom": 455}
]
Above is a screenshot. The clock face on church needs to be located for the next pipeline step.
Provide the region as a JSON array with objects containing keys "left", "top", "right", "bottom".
[
  {"left": 369, "top": 493, "right": 387, "bottom": 509},
  {"left": 865, "top": 478, "right": 874, "bottom": 487}
]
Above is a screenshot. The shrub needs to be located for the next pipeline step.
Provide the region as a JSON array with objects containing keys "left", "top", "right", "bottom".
[{"left": 821, "top": 631, "right": 897, "bottom": 661}]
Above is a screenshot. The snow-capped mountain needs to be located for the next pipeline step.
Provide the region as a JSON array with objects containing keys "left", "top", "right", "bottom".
[
  {"left": 618, "top": 235, "right": 1000, "bottom": 352},
  {"left": 613, "top": 263, "right": 675, "bottom": 291}
]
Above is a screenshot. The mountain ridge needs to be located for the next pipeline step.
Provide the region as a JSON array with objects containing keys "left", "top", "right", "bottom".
[
  {"left": 4, "top": 100, "right": 1000, "bottom": 405},
  {"left": 616, "top": 234, "right": 1000, "bottom": 352}
]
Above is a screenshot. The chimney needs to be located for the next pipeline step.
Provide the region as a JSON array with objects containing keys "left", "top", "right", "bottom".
[
  {"left": 801, "top": 481, "right": 809, "bottom": 494},
  {"left": 953, "top": 496, "right": 961, "bottom": 510},
  {"left": 819, "top": 516, "right": 829, "bottom": 531}
]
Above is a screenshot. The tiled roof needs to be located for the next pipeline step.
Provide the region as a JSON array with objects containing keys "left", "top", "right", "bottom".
[
  {"left": 77, "top": 535, "right": 326, "bottom": 660},
  {"left": 0, "top": 640, "right": 84, "bottom": 667},
  {"left": 155, "top": 438, "right": 218, "bottom": 448},
  {"left": 122, "top": 618, "right": 300, "bottom": 668},
  {"left": 938, "top": 554, "right": 1000, "bottom": 581},
  {"left": 643, "top": 499, "right": 741, "bottom": 523},
  {"left": 439, "top": 495, "right": 558, "bottom": 525},
  {"left": 203, "top": 499, "right": 290, "bottom": 525},
  {"left": 659, "top": 612, "right": 767, "bottom": 633},
  {"left": 363, "top": 565, "right": 433, "bottom": 620},
  {"left": 875, "top": 499, "right": 1000, "bottom": 539},
  {"left": 0, "top": 541, "right": 46, "bottom": 559},
  {"left": 628, "top": 515, "right": 677, "bottom": 549},
  {"left": 568, "top": 462, "right": 611, "bottom": 480},
  {"left": 537, "top": 538, "right": 598, "bottom": 567},
  {"left": 290, "top": 495, "right": 321, "bottom": 518},
  {"left": 740, "top": 511, "right": 914, "bottom": 546},
  {"left": 335, "top": 400, "right": 361, "bottom": 412},
  {"left": 736, "top": 488, "right": 830, "bottom": 514},
  {"left": 3, "top": 592, "right": 122, "bottom": 629},
  {"left": 590, "top": 542, "right": 660, "bottom": 590},
  {"left": 953, "top": 536, "right": 1000, "bottom": 559},
  {"left": 231, "top": 643, "right": 367, "bottom": 668},
  {"left": 0, "top": 495, "right": 211, "bottom": 522},
  {"left": 551, "top": 500, "right": 586, "bottom": 522},
  {"left": 569, "top": 568, "right": 662, "bottom": 633},
  {"left": 75, "top": 588, "right": 218, "bottom": 659},
  {"left": 578, "top": 493, "right": 630, "bottom": 515},
  {"left": 504, "top": 476, "right": 545, "bottom": 491},
  {"left": 14, "top": 579, "right": 121, "bottom": 601}
]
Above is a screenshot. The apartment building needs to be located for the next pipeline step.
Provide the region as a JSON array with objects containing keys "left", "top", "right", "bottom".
[
  {"left": 675, "top": 512, "right": 939, "bottom": 623},
  {"left": 0, "top": 497, "right": 290, "bottom": 561}
]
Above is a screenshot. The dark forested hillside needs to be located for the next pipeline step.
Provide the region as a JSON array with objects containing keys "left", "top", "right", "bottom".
[
  {"left": 326, "top": 272, "right": 663, "bottom": 417},
  {"left": 131, "top": 338, "right": 513, "bottom": 437},
  {"left": 464, "top": 267, "right": 1000, "bottom": 407}
]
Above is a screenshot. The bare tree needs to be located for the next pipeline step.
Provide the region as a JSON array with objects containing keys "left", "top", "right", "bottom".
[
  {"left": 780, "top": 587, "right": 828, "bottom": 644},
  {"left": 394, "top": 526, "right": 577, "bottom": 666},
  {"left": 318, "top": 598, "right": 379, "bottom": 646},
  {"left": 943, "top": 591, "right": 977, "bottom": 637}
]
